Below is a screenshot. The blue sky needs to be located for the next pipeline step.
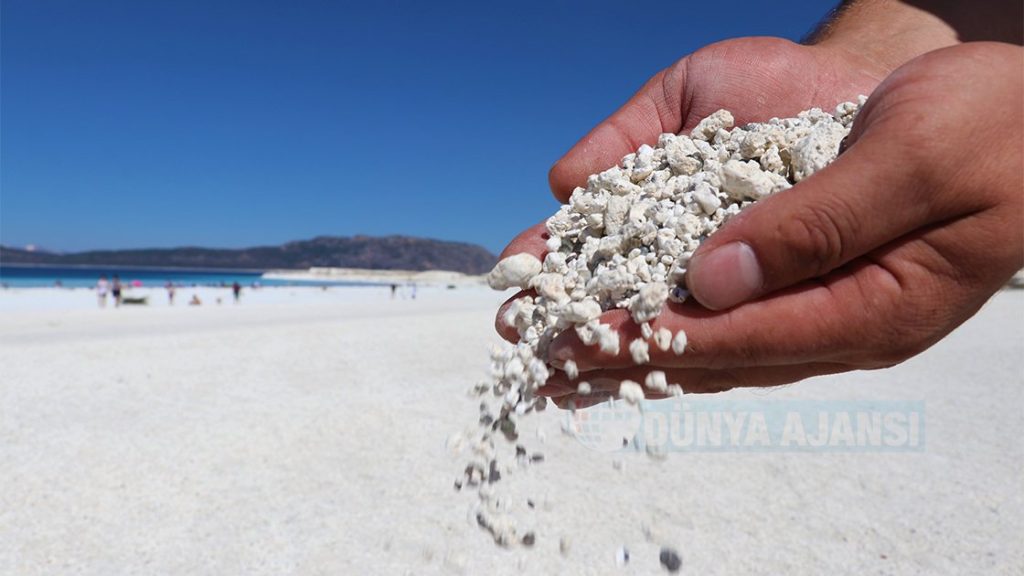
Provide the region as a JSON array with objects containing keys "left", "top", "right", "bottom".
[{"left": 2, "top": 0, "right": 830, "bottom": 254}]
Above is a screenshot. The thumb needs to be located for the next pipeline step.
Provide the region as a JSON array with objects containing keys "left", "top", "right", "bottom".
[
  {"left": 548, "top": 61, "right": 687, "bottom": 202},
  {"left": 684, "top": 130, "right": 940, "bottom": 311}
]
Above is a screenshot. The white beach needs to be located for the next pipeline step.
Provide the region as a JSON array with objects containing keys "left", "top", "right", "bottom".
[{"left": 1, "top": 285, "right": 1021, "bottom": 574}]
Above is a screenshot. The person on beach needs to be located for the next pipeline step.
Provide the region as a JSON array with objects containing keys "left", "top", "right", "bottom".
[
  {"left": 96, "top": 276, "right": 109, "bottom": 308},
  {"left": 111, "top": 275, "right": 123, "bottom": 308},
  {"left": 497, "top": 0, "right": 1023, "bottom": 400},
  {"left": 165, "top": 281, "right": 176, "bottom": 305},
  {"left": 232, "top": 281, "right": 241, "bottom": 303},
  {"left": 390, "top": 283, "right": 397, "bottom": 299}
]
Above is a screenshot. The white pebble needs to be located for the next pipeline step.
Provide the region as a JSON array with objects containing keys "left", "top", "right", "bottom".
[
  {"left": 615, "top": 546, "right": 630, "bottom": 567},
  {"left": 597, "top": 324, "right": 620, "bottom": 355},
  {"left": 563, "top": 359, "right": 578, "bottom": 380},
  {"left": 487, "top": 253, "right": 542, "bottom": 290},
  {"left": 644, "top": 370, "right": 668, "bottom": 393},
  {"left": 671, "top": 330, "right": 687, "bottom": 355},
  {"left": 630, "top": 281, "right": 668, "bottom": 324},
  {"left": 691, "top": 109, "right": 734, "bottom": 141},
  {"left": 559, "top": 536, "right": 571, "bottom": 556},
  {"left": 653, "top": 327, "right": 672, "bottom": 351},
  {"left": 577, "top": 381, "right": 592, "bottom": 395},
  {"left": 629, "top": 338, "right": 650, "bottom": 364},
  {"left": 619, "top": 380, "right": 645, "bottom": 404}
]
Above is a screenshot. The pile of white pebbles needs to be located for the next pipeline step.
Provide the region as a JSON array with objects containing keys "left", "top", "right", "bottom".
[{"left": 455, "top": 98, "right": 866, "bottom": 553}]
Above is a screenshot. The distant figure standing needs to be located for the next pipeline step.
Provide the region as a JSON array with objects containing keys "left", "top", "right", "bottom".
[
  {"left": 96, "top": 276, "right": 109, "bottom": 308},
  {"left": 165, "top": 281, "right": 176, "bottom": 305},
  {"left": 232, "top": 281, "right": 241, "bottom": 303},
  {"left": 111, "top": 275, "right": 123, "bottom": 307},
  {"left": 390, "top": 284, "right": 397, "bottom": 299},
  {"left": 410, "top": 282, "right": 417, "bottom": 300}
]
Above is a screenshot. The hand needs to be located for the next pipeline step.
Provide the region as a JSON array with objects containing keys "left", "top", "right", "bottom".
[
  {"left": 539, "top": 42, "right": 1023, "bottom": 407},
  {"left": 546, "top": 36, "right": 891, "bottom": 203},
  {"left": 496, "top": 36, "right": 896, "bottom": 334}
]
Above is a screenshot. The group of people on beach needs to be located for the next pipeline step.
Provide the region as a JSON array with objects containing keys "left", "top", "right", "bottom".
[{"left": 95, "top": 275, "right": 243, "bottom": 308}]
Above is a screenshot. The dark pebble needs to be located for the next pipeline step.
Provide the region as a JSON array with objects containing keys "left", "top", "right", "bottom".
[
  {"left": 499, "top": 419, "right": 519, "bottom": 441},
  {"left": 659, "top": 547, "right": 682, "bottom": 573},
  {"left": 521, "top": 532, "right": 536, "bottom": 547}
]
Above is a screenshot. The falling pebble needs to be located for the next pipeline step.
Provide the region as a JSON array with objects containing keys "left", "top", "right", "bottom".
[
  {"left": 659, "top": 547, "right": 682, "bottom": 573},
  {"left": 615, "top": 546, "right": 630, "bottom": 567},
  {"left": 559, "top": 536, "right": 571, "bottom": 556}
]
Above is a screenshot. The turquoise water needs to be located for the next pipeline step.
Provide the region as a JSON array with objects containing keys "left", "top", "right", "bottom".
[{"left": 0, "top": 265, "right": 374, "bottom": 288}]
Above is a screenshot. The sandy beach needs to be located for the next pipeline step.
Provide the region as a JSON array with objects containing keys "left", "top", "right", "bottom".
[{"left": 1, "top": 285, "right": 1021, "bottom": 575}]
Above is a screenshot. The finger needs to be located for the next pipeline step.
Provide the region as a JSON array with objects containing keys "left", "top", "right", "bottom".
[
  {"left": 495, "top": 290, "right": 533, "bottom": 343},
  {"left": 684, "top": 120, "right": 973, "bottom": 311},
  {"left": 498, "top": 221, "right": 549, "bottom": 261},
  {"left": 536, "top": 375, "right": 576, "bottom": 398},
  {"left": 493, "top": 222, "right": 549, "bottom": 341},
  {"left": 548, "top": 257, "right": 904, "bottom": 370},
  {"left": 548, "top": 61, "right": 687, "bottom": 202},
  {"left": 851, "top": 207, "right": 1024, "bottom": 365},
  {"left": 542, "top": 362, "right": 850, "bottom": 400}
]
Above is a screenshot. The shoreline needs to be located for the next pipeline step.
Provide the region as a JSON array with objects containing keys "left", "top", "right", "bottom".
[{"left": 263, "top": 266, "right": 487, "bottom": 286}]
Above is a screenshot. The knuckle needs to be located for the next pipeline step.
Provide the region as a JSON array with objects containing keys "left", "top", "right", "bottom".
[{"left": 779, "top": 202, "right": 849, "bottom": 278}]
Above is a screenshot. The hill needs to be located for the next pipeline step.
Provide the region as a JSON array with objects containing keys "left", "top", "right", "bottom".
[{"left": 0, "top": 235, "right": 498, "bottom": 275}]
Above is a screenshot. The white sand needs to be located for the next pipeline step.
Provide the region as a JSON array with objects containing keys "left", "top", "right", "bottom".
[{"left": 1, "top": 286, "right": 1021, "bottom": 574}]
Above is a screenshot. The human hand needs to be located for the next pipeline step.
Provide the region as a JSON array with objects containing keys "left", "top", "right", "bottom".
[
  {"left": 546, "top": 36, "right": 891, "bottom": 203},
  {"left": 496, "top": 36, "right": 896, "bottom": 337},
  {"left": 536, "top": 42, "right": 1022, "bottom": 407}
]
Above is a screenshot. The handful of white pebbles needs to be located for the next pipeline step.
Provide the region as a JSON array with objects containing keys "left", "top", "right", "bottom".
[{"left": 455, "top": 98, "right": 865, "bottom": 553}]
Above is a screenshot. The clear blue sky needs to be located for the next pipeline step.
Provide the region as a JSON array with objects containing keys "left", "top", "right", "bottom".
[{"left": 2, "top": 0, "right": 831, "bottom": 254}]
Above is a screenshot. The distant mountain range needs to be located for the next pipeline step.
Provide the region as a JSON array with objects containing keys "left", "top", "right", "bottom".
[{"left": 0, "top": 235, "right": 498, "bottom": 275}]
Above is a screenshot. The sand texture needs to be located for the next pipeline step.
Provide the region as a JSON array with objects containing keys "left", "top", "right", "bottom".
[{"left": 1, "top": 286, "right": 1021, "bottom": 574}]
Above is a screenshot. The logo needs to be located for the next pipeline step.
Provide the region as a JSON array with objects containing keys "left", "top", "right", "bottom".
[{"left": 565, "top": 399, "right": 924, "bottom": 453}]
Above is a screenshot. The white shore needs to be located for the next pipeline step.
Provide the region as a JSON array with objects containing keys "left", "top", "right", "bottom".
[
  {"left": 1, "top": 286, "right": 1021, "bottom": 574},
  {"left": 262, "top": 266, "right": 487, "bottom": 286}
]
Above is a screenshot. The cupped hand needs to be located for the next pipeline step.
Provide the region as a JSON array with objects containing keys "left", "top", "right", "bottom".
[
  {"left": 547, "top": 36, "right": 890, "bottom": 202},
  {"left": 495, "top": 36, "right": 891, "bottom": 337},
  {"left": 537, "top": 42, "right": 1023, "bottom": 407}
]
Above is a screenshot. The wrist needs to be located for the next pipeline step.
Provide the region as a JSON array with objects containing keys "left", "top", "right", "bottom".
[{"left": 809, "top": 0, "right": 960, "bottom": 75}]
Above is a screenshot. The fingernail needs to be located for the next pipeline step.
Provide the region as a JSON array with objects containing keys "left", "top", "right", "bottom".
[{"left": 687, "top": 241, "right": 763, "bottom": 310}]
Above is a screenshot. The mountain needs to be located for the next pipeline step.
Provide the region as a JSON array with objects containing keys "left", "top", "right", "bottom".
[{"left": 0, "top": 235, "right": 498, "bottom": 275}]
